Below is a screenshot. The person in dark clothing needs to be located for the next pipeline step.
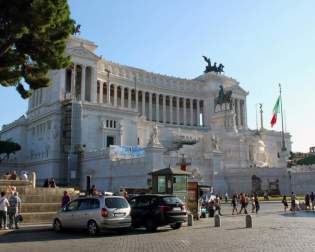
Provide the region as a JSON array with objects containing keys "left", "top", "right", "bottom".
[
  {"left": 89, "top": 185, "right": 97, "bottom": 196},
  {"left": 231, "top": 194, "right": 238, "bottom": 215},
  {"left": 61, "top": 191, "right": 71, "bottom": 208},
  {"left": 305, "top": 194, "right": 310, "bottom": 210},
  {"left": 282, "top": 195, "right": 288, "bottom": 212},
  {"left": 49, "top": 178, "right": 56, "bottom": 188},
  {"left": 254, "top": 193, "right": 260, "bottom": 214},
  {"left": 310, "top": 192, "right": 315, "bottom": 210}
]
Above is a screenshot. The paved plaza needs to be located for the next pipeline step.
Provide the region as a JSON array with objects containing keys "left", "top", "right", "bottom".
[{"left": 1, "top": 202, "right": 315, "bottom": 252}]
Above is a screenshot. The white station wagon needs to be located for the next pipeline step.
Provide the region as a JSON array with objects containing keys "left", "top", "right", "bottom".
[{"left": 53, "top": 195, "right": 131, "bottom": 235}]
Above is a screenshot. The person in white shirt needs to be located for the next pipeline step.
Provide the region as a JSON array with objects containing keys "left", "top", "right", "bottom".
[{"left": 0, "top": 191, "right": 10, "bottom": 230}]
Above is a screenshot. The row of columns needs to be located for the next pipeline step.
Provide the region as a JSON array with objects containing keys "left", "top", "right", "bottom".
[
  {"left": 233, "top": 98, "right": 246, "bottom": 128},
  {"left": 97, "top": 81, "right": 204, "bottom": 127}
]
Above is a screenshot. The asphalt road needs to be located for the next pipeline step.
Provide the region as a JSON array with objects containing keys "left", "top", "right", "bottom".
[{"left": 1, "top": 202, "right": 315, "bottom": 252}]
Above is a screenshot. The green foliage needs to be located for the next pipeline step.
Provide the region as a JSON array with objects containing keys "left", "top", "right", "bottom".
[
  {"left": 0, "top": 0, "right": 76, "bottom": 98},
  {"left": 0, "top": 140, "right": 21, "bottom": 160},
  {"left": 296, "top": 155, "right": 315, "bottom": 165}
]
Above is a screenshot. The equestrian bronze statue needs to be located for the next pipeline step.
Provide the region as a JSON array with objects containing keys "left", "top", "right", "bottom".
[{"left": 214, "top": 85, "right": 233, "bottom": 111}]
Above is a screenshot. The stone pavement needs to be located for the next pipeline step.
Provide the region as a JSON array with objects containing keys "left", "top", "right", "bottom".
[{"left": 1, "top": 202, "right": 315, "bottom": 252}]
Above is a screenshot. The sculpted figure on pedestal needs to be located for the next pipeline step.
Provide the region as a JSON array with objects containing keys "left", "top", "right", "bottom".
[{"left": 148, "top": 124, "right": 162, "bottom": 147}]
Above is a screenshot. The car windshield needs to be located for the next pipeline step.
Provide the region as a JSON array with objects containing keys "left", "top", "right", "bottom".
[
  {"left": 105, "top": 197, "right": 129, "bottom": 209},
  {"left": 162, "top": 196, "right": 183, "bottom": 205}
]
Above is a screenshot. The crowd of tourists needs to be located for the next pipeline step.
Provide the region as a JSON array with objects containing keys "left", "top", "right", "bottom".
[
  {"left": 0, "top": 187, "right": 22, "bottom": 230},
  {"left": 282, "top": 191, "right": 315, "bottom": 213},
  {"left": 1, "top": 170, "right": 28, "bottom": 181},
  {"left": 230, "top": 192, "right": 260, "bottom": 215}
]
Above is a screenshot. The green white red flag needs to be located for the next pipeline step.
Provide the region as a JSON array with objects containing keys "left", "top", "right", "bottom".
[{"left": 270, "top": 96, "right": 281, "bottom": 127}]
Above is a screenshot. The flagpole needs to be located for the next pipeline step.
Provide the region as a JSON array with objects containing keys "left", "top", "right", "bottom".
[{"left": 279, "top": 83, "right": 286, "bottom": 151}]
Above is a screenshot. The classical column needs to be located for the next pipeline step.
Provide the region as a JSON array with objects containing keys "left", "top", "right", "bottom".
[
  {"left": 121, "top": 87, "right": 125, "bottom": 107},
  {"left": 128, "top": 88, "right": 132, "bottom": 109},
  {"left": 81, "top": 65, "right": 86, "bottom": 101},
  {"left": 169, "top": 96, "right": 173, "bottom": 124},
  {"left": 71, "top": 64, "right": 76, "bottom": 99},
  {"left": 176, "top": 97, "right": 180, "bottom": 125},
  {"left": 135, "top": 90, "right": 139, "bottom": 112},
  {"left": 107, "top": 83, "right": 111, "bottom": 105},
  {"left": 163, "top": 95, "right": 166, "bottom": 123},
  {"left": 99, "top": 81, "right": 103, "bottom": 104},
  {"left": 149, "top": 92, "right": 152, "bottom": 120},
  {"left": 142, "top": 91, "right": 145, "bottom": 116},
  {"left": 244, "top": 99, "right": 248, "bottom": 129},
  {"left": 156, "top": 94, "right": 160, "bottom": 122},
  {"left": 91, "top": 67, "right": 97, "bottom": 103},
  {"left": 197, "top": 99, "right": 200, "bottom": 126},
  {"left": 183, "top": 98, "right": 187, "bottom": 126},
  {"left": 190, "top": 98, "right": 194, "bottom": 126},
  {"left": 114, "top": 85, "right": 117, "bottom": 107}
]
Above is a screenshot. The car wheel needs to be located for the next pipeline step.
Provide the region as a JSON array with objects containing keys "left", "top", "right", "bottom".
[
  {"left": 53, "top": 219, "right": 62, "bottom": 232},
  {"left": 87, "top": 220, "right": 99, "bottom": 236},
  {"left": 170, "top": 223, "right": 182, "bottom": 230},
  {"left": 145, "top": 219, "right": 157, "bottom": 232}
]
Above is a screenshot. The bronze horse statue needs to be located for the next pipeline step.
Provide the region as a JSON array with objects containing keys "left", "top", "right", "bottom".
[
  {"left": 202, "top": 56, "right": 224, "bottom": 74},
  {"left": 214, "top": 85, "right": 233, "bottom": 110}
]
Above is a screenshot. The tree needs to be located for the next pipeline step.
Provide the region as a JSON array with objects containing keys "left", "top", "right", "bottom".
[
  {"left": 0, "top": 0, "right": 76, "bottom": 98},
  {"left": 0, "top": 139, "right": 21, "bottom": 161}
]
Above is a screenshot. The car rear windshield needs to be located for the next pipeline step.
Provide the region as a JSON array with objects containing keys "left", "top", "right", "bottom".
[
  {"left": 105, "top": 197, "right": 129, "bottom": 209},
  {"left": 162, "top": 196, "right": 183, "bottom": 205}
]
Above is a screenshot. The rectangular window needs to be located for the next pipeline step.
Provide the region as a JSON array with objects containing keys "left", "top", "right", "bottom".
[
  {"left": 173, "top": 176, "right": 187, "bottom": 193},
  {"left": 158, "top": 176, "right": 166, "bottom": 193}
]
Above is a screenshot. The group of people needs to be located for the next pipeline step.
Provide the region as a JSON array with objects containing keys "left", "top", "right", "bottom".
[
  {"left": 231, "top": 192, "right": 260, "bottom": 215},
  {"left": 0, "top": 189, "right": 21, "bottom": 230},
  {"left": 282, "top": 192, "right": 315, "bottom": 212},
  {"left": 1, "top": 170, "right": 28, "bottom": 181},
  {"left": 43, "top": 178, "right": 56, "bottom": 188}
]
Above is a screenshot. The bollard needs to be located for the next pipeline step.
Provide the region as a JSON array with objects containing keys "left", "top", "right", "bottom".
[
  {"left": 245, "top": 214, "right": 252, "bottom": 228},
  {"left": 188, "top": 214, "right": 193, "bottom": 226},
  {"left": 31, "top": 171, "right": 36, "bottom": 188},
  {"left": 214, "top": 214, "right": 221, "bottom": 227}
]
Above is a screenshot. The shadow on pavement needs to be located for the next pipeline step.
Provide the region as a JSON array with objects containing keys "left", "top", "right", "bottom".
[{"left": 0, "top": 227, "right": 171, "bottom": 244}]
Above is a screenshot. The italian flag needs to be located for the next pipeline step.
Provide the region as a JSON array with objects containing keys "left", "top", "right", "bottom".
[{"left": 270, "top": 96, "right": 280, "bottom": 127}]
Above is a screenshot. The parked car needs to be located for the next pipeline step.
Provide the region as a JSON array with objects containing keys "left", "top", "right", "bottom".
[
  {"left": 129, "top": 194, "right": 187, "bottom": 231},
  {"left": 53, "top": 195, "right": 131, "bottom": 235}
]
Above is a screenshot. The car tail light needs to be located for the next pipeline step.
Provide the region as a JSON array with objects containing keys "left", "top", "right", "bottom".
[
  {"left": 159, "top": 205, "right": 170, "bottom": 213},
  {"left": 101, "top": 208, "right": 108, "bottom": 217}
]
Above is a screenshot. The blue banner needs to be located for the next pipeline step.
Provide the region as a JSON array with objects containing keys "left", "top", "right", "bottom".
[{"left": 110, "top": 145, "right": 145, "bottom": 160}]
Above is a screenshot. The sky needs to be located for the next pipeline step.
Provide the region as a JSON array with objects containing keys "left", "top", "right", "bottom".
[{"left": 1, "top": 0, "right": 314, "bottom": 152}]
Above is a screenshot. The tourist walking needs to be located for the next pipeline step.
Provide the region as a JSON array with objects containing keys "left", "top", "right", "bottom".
[
  {"left": 224, "top": 192, "right": 228, "bottom": 203},
  {"left": 8, "top": 192, "right": 21, "bottom": 229},
  {"left": 214, "top": 195, "right": 222, "bottom": 216},
  {"left": 305, "top": 194, "right": 311, "bottom": 210},
  {"left": 251, "top": 194, "right": 256, "bottom": 213},
  {"left": 61, "top": 191, "right": 71, "bottom": 208},
  {"left": 310, "top": 192, "right": 315, "bottom": 210},
  {"left": 239, "top": 193, "right": 248, "bottom": 214},
  {"left": 291, "top": 192, "right": 296, "bottom": 213},
  {"left": 282, "top": 195, "right": 288, "bottom": 212},
  {"left": 0, "top": 191, "right": 10, "bottom": 230},
  {"left": 231, "top": 194, "right": 238, "bottom": 215},
  {"left": 254, "top": 193, "right": 260, "bottom": 214}
]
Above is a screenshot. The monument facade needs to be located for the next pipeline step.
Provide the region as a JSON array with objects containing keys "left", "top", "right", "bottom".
[{"left": 0, "top": 36, "right": 293, "bottom": 194}]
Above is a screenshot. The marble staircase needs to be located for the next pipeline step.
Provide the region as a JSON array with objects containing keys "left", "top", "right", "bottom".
[{"left": 0, "top": 180, "right": 79, "bottom": 224}]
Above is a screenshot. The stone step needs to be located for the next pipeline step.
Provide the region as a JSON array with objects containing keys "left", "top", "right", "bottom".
[
  {"left": 21, "top": 203, "right": 61, "bottom": 213},
  {"left": 21, "top": 212, "right": 56, "bottom": 224},
  {"left": 20, "top": 194, "right": 63, "bottom": 203},
  {"left": 0, "top": 186, "right": 79, "bottom": 196}
]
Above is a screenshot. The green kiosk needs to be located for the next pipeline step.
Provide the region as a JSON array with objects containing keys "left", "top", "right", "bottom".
[{"left": 149, "top": 167, "right": 190, "bottom": 203}]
